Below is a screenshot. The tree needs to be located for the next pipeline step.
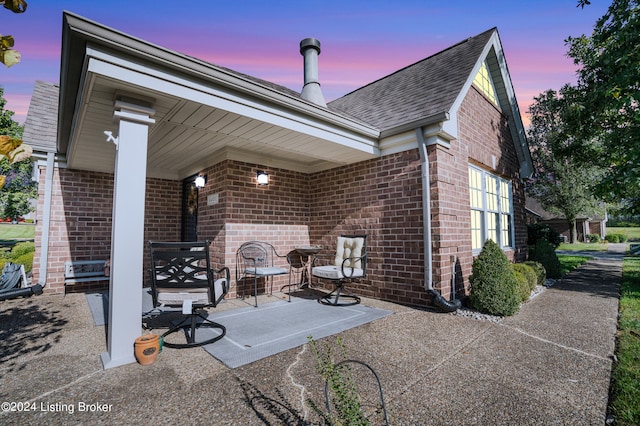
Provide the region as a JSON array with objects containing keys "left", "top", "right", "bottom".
[
  {"left": 0, "top": 0, "right": 27, "bottom": 67},
  {"left": 563, "top": 0, "right": 640, "bottom": 213},
  {"left": 526, "top": 89, "right": 604, "bottom": 243},
  {"left": 0, "top": 87, "right": 34, "bottom": 220}
]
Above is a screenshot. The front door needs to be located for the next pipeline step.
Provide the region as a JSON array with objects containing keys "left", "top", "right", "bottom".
[{"left": 181, "top": 176, "right": 198, "bottom": 241}]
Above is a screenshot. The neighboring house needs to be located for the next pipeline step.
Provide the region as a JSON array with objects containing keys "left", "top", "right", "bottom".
[
  {"left": 23, "top": 12, "right": 532, "bottom": 368},
  {"left": 525, "top": 197, "right": 607, "bottom": 242}
]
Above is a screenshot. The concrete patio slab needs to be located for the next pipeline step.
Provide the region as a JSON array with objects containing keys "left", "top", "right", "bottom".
[{"left": 0, "top": 254, "right": 621, "bottom": 425}]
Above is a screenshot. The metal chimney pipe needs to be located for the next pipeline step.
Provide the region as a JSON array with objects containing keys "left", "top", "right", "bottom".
[{"left": 300, "top": 38, "right": 327, "bottom": 107}]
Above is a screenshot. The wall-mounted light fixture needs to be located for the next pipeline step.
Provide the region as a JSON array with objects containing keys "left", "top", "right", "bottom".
[
  {"left": 256, "top": 170, "right": 269, "bottom": 186},
  {"left": 194, "top": 175, "right": 207, "bottom": 188}
]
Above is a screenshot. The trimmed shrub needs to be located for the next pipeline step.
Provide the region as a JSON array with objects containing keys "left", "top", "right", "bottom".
[
  {"left": 605, "top": 233, "right": 620, "bottom": 243},
  {"left": 586, "top": 234, "right": 600, "bottom": 243},
  {"left": 529, "top": 239, "right": 562, "bottom": 279},
  {"left": 523, "top": 260, "right": 546, "bottom": 286},
  {"left": 469, "top": 239, "right": 520, "bottom": 316},
  {"left": 527, "top": 223, "right": 562, "bottom": 248},
  {"left": 605, "top": 233, "right": 628, "bottom": 243},
  {"left": 512, "top": 268, "right": 531, "bottom": 302},
  {"left": 512, "top": 263, "right": 537, "bottom": 292}
]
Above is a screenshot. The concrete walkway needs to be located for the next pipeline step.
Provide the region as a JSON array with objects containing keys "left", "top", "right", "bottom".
[{"left": 0, "top": 251, "right": 622, "bottom": 425}]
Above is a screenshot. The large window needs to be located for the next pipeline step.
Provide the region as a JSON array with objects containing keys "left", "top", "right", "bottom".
[
  {"left": 472, "top": 60, "right": 498, "bottom": 106},
  {"left": 469, "top": 165, "right": 514, "bottom": 252}
]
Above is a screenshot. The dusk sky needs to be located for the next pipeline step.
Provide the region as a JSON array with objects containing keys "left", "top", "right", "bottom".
[{"left": 1, "top": 1, "right": 611, "bottom": 126}]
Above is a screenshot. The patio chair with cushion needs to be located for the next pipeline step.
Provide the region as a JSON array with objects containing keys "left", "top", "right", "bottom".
[
  {"left": 148, "top": 240, "right": 229, "bottom": 348},
  {"left": 235, "top": 241, "right": 289, "bottom": 307},
  {"left": 312, "top": 235, "right": 368, "bottom": 306}
]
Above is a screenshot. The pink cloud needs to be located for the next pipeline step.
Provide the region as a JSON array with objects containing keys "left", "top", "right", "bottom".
[{"left": 3, "top": 93, "right": 31, "bottom": 124}]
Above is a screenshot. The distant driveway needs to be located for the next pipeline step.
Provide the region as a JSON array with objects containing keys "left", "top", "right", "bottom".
[{"left": 556, "top": 242, "right": 627, "bottom": 260}]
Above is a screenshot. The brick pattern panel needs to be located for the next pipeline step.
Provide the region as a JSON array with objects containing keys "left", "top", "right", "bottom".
[
  {"left": 33, "top": 167, "right": 181, "bottom": 294},
  {"left": 459, "top": 86, "right": 529, "bottom": 263},
  {"left": 309, "top": 152, "right": 428, "bottom": 306}
]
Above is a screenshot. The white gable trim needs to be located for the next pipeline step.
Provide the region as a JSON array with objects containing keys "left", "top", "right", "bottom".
[{"left": 444, "top": 30, "right": 533, "bottom": 178}]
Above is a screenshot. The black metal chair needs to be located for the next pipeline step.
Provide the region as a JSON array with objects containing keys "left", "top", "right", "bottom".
[
  {"left": 283, "top": 249, "right": 307, "bottom": 302},
  {"left": 148, "top": 240, "right": 229, "bottom": 348},
  {"left": 235, "top": 241, "right": 289, "bottom": 307},
  {"left": 312, "top": 235, "right": 368, "bottom": 306}
]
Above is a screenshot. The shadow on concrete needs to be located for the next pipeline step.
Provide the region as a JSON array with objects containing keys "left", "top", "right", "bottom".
[
  {"left": 239, "top": 377, "right": 308, "bottom": 425},
  {"left": 0, "top": 300, "right": 68, "bottom": 373},
  {"left": 554, "top": 259, "right": 622, "bottom": 299}
]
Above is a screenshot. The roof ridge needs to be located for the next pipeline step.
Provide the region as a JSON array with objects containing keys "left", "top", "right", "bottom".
[{"left": 329, "top": 27, "right": 497, "bottom": 103}]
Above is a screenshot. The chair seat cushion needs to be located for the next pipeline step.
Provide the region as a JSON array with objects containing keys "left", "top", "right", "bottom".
[
  {"left": 312, "top": 265, "right": 364, "bottom": 280},
  {"left": 157, "top": 278, "right": 227, "bottom": 306},
  {"left": 245, "top": 267, "right": 288, "bottom": 276}
]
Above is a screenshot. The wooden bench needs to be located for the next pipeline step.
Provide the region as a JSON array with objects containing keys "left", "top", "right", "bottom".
[{"left": 64, "top": 260, "right": 110, "bottom": 290}]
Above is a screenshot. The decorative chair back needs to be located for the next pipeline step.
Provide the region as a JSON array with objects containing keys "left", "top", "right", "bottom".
[
  {"left": 235, "top": 241, "right": 289, "bottom": 307},
  {"left": 147, "top": 240, "right": 229, "bottom": 348},
  {"left": 149, "top": 240, "right": 227, "bottom": 308}
]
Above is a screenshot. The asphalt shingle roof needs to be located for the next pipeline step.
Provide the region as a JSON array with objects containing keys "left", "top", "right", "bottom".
[
  {"left": 328, "top": 28, "right": 496, "bottom": 132},
  {"left": 24, "top": 28, "right": 501, "bottom": 153},
  {"left": 22, "top": 80, "right": 59, "bottom": 153}
]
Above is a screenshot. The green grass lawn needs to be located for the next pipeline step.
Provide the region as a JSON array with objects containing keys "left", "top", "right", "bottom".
[
  {"left": 0, "top": 223, "right": 35, "bottom": 240},
  {"left": 609, "top": 256, "right": 640, "bottom": 425},
  {"left": 557, "top": 254, "right": 592, "bottom": 276},
  {"left": 557, "top": 242, "right": 609, "bottom": 251},
  {"left": 609, "top": 226, "right": 640, "bottom": 241}
]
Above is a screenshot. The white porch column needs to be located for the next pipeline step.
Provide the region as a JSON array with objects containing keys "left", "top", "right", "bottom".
[{"left": 101, "top": 98, "right": 155, "bottom": 369}]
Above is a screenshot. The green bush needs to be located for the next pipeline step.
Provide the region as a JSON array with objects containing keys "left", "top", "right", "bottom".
[
  {"left": 527, "top": 223, "right": 562, "bottom": 248},
  {"left": 469, "top": 239, "right": 520, "bottom": 316},
  {"left": 11, "top": 241, "right": 34, "bottom": 257},
  {"left": 605, "top": 234, "right": 620, "bottom": 243},
  {"left": 529, "top": 239, "right": 562, "bottom": 279},
  {"left": 0, "top": 242, "right": 35, "bottom": 273},
  {"left": 512, "top": 269, "right": 531, "bottom": 302},
  {"left": 512, "top": 263, "right": 537, "bottom": 292},
  {"left": 586, "top": 234, "right": 600, "bottom": 243},
  {"left": 605, "top": 233, "right": 628, "bottom": 243},
  {"left": 12, "top": 252, "right": 33, "bottom": 273},
  {"left": 523, "top": 260, "right": 546, "bottom": 286}
]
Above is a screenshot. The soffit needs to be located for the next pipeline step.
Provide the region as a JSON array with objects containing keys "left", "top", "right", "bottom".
[
  {"left": 60, "top": 12, "right": 380, "bottom": 179},
  {"left": 70, "top": 74, "right": 379, "bottom": 179}
]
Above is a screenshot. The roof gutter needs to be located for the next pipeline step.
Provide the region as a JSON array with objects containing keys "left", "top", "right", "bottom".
[
  {"left": 59, "top": 12, "right": 379, "bottom": 155},
  {"left": 416, "top": 127, "right": 461, "bottom": 312}
]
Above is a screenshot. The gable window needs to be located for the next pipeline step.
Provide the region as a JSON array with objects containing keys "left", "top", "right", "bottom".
[
  {"left": 469, "top": 165, "right": 514, "bottom": 252},
  {"left": 473, "top": 60, "right": 498, "bottom": 105}
]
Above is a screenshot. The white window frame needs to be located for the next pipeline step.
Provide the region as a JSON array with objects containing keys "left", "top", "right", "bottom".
[{"left": 469, "top": 165, "right": 514, "bottom": 253}]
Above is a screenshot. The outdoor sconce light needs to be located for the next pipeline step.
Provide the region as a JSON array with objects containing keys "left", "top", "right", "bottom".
[
  {"left": 194, "top": 175, "right": 207, "bottom": 188},
  {"left": 256, "top": 170, "right": 269, "bottom": 186}
]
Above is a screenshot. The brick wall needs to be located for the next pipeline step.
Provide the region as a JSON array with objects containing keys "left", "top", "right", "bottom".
[
  {"left": 34, "top": 167, "right": 181, "bottom": 293},
  {"left": 196, "top": 160, "right": 312, "bottom": 299},
  {"left": 459, "top": 86, "right": 528, "bottom": 263},
  {"left": 309, "top": 152, "right": 428, "bottom": 305},
  {"left": 303, "top": 86, "right": 529, "bottom": 306},
  {"left": 34, "top": 86, "right": 528, "bottom": 307}
]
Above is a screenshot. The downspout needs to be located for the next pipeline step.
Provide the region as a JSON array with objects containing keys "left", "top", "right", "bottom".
[
  {"left": 38, "top": 151, "right": 55, "bottom": 289},
  {"left": 0, "top": 153, "right": 51, "bottom": 301},
  {"left": 416, "top": 127, "right": 460, "bottom": 312}
]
